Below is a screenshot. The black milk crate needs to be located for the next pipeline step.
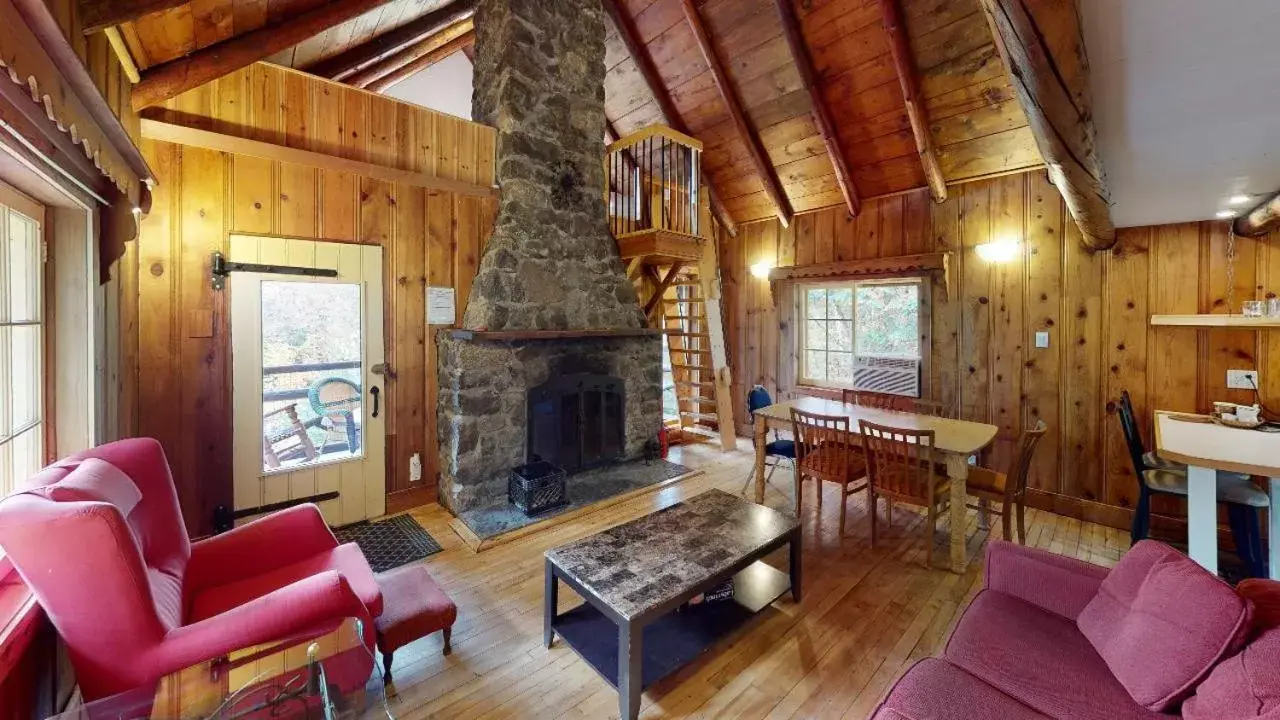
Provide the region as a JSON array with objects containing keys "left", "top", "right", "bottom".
[{"left": 509, "top": 460, "right": 569, "bottom": 516}]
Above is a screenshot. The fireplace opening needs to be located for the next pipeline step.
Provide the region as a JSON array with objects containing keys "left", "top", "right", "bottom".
[{"left": 527, "top": 373, "right": 625, "bottom": 473}]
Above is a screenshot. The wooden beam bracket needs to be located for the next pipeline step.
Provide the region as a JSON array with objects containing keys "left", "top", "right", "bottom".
[
  {"left": 681, "top": 0, "right": 792, "bottom": 228},
  {"left": 774, "top": 0, "right": 861, "bottom": 217}
]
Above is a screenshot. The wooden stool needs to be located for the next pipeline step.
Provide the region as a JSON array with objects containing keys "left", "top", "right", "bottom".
[{"left": 373, "top": 563, "right": 457, "bottom": 683}]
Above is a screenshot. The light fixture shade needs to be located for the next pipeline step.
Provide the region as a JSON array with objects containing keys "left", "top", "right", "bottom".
[
  {"left": 974, "top": 239, "right": 1021, "bottom": 263},
  {"left": 750, "top": 261, "right": 773, "bottom": 279}
]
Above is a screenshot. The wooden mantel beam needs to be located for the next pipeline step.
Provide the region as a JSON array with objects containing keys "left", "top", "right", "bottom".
[
  {"left": 877, "top": 0, "right": 946, "bottom": 203},
  {"left": 977, "top": 0, "right": 1115, "bottom": 250},
  {"left": 78, "top": 0, "right": 187, "bottom": 35},
  {"left": 681, "top": 0, "right": 792, "bottom": 229},
  {"left": 365, "top": 30, "right": 475, "bottom": 93},
  {"left": 1234, "top": 190, "right": 1280, "bottom": 238},
  {"left": 131, "top": 0, "right": 399, "bottom": 110},
  {"left": 348, "top": 17, "right": 473, "bottom": 88},
  {"left": 773, "top": 0, "right": 860, "bottom": 217},
  {"left": 603, "top": 0, "right": 737, "bottom": 238},
  {"left": 305, "top": 0, "right": 475, "bottom": 81}
]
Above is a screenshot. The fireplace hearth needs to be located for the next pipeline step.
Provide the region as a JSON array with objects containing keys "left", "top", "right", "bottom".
[{"left": 528, "top": 373, "right": 625, "bottom": 473}]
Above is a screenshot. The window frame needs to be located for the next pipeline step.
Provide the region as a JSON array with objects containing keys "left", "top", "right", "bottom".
[
  {"left": 794, "top": 276, "right": 928, "bottom": 392},
  {"left": 0, "top": 201, "right": 45, "bottom": 499}
]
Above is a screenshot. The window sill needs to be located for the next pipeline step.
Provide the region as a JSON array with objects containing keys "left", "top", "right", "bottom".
[{"left": 0, "top": 564, "right": 41, "bottom": 680}]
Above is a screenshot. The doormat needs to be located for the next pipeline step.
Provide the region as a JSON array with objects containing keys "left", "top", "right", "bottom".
[{"left": 334, "top": 514, "right": 443, "bottom": 573}]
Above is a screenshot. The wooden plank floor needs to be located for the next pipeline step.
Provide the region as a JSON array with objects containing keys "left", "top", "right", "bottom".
[{"left": 382, "top": 443, "right": 1128, "bottom": 720}]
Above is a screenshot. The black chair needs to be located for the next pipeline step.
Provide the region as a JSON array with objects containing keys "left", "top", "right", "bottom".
[
  {"left": 1117, "top": 390, "right": 1267, "bottom": 577},
  {"left": 740, "top": 385, "right": 796, "bottom": 496}
]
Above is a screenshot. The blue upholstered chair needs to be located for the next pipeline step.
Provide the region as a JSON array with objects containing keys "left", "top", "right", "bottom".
[{"left": 740, "top": 385, "right": 796, "bottom": 496}]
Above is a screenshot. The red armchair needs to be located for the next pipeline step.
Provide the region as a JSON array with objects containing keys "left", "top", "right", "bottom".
[{"left": 0, "top": 438, "right": 382, "bottom": 701}]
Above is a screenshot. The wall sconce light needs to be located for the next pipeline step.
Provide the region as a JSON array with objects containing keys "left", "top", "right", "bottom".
[
  {"left": 750, "top": 261, "right": 773, "bottom": 279},
  {"left": 975, "top": 238, "right": 1021, "bottom": 263}
]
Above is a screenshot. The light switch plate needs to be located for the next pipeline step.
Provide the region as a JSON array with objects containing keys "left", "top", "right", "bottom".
[
  {"left": 1034, "top": 331, "right": 1050, "bottom": 348},
  {"left": 1227, "top": 369, "right": 1259, "bottom": 390}
]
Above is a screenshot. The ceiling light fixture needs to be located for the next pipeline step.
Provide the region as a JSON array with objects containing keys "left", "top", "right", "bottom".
[
  {"left": 1216, "top": 210, "right": 1236, "bottom": 219},
  {"left": 974, "top": 238, "right": 1021, "bottom": 263},
  {"left": 1228, "top": 195, "right": 1252, "bottom": 206}
]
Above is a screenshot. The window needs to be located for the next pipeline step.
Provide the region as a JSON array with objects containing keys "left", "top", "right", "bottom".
[
  {"left": 800, "top": 279, "right": 922, "bottom": 391},
  {"left": 0, "top": 205, "right": 42, "bottom": 496}
]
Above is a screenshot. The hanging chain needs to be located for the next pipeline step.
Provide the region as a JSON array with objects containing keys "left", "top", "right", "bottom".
[{"left": 1225, "top": 222, "right": 1237, "bottom": 314}]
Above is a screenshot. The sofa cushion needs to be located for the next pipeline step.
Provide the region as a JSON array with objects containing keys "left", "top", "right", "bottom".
[
  {"left": 1183, "top": 626, "right": 1280, "bottom": 719},
  {"left": 871, "top": 658, "right": 1049, "bottom": 720},
  {"left": 944, "top": 590, "right": 1165, "bottom": 720},
  {"left": 1077, "top": 541, "right": 1252, "bottom": 711},
  {"left": 1237, "top": 579, "right": 1280, "bottom": 632},
  {"left": 188, "top": 543, "right": 382, "bottom": 621}
]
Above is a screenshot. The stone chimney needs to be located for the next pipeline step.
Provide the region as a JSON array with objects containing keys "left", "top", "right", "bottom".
[
  {"left": 463, "top": 0, "right": 645, "bottom": 331},
  {"left": 435, "top": 0, "right": 662, "bottom": 513}
]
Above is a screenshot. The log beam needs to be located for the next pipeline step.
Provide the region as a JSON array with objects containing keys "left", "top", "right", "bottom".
[
  {"left": 304, "top": 0, "right": 476, "bottom": 81},
  {"left": 977, "top": 0, "right": 1115, "bottom": 250},
  {"left": 680, "top": 0, "right": 791, "bottom": 228},
  {"left": 773, "top": 0, "right": 860, "bottom": 217},
  {"left": 131, "top": 0, "right": 399, "bottom": 110},
  {"left": 364, "top": 30, "right": 475, "bottom": 93},
  {"left": 603, "top": 0, "right": 737, "bottom": 237},
  {"left": 78, "top": 0, "right": 186, "bottom": 35},
  {"left": 348, "top": 18, "right": 473, "bottom": 88},
  {"left": 1234, "top": 190, "right": 1280, "bottom": 238},
  {"left": 877, "top": 0, "right": 946, "bottom": 203}
]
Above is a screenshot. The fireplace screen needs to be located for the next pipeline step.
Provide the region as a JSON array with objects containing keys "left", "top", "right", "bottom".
[{"left": 527, "top": 374, "right": 625, "bottom": 473}]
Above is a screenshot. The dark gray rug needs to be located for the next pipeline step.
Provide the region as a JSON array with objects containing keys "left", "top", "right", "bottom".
[
  {"left": 335, "top": 514, "right": 443, "bottom": 573},
  {"left": 456, "top": 458, "right": 695, "bottom": 541}
]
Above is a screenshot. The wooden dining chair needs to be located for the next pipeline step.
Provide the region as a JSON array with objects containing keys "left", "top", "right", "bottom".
[
  {"left": 858, "top": 420, "right": 949, "bottom": 567},
  {"left": 841, "top": 389, "right": 905, "bottom": 411},
  {"left": 906, "top": 398, "right": 956, "bottom": 418},
  {"left": 964, "top": 421, "right": 1048, "bottom": 544},
  {"left": 790, "top": 408, "right": 869, "bottom": 536}
]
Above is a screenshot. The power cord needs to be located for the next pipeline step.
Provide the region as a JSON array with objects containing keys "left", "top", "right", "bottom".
[{"left": 1246, "top": 374, "right": 1277, "bottom": 421}]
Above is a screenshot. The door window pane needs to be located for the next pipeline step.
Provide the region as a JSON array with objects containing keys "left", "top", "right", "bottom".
[
  {"left": 8, "top": 212, "right": 38, "bottom": 322},
  {"left": 10, "top": 326, "right": 40, "bottom": 431},
  {"left": 0, "top": 205, "right": 42, "bottom": 496},
  {"left": 260, "top": 281, "right": 363, "bottom": 473}
]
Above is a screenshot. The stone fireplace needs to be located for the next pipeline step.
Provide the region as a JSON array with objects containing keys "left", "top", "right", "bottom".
[{"left": 435, "top": 0, "right": 663, "bottom": 513}]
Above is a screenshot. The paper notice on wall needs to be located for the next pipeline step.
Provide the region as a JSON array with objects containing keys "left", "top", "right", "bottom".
[{"left": 427, "top": 287, "right": 456, "bottom": 325}]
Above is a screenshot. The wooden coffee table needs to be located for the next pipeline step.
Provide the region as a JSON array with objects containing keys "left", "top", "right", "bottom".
[{"left": 543, "top": 489, "right": 801, "bottom": 720}]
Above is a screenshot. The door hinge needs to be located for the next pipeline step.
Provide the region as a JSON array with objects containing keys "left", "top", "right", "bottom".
[{"left": 211, "top": 251, "right": 339, "bottom": 290}]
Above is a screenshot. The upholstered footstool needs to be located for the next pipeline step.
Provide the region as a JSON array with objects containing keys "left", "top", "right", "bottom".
[{"left": 373, "top": 563, "right": 458, "bottom": 683}]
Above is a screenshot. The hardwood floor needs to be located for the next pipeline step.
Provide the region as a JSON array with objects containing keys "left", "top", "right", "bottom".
[{"left": 383, "top": 442, "right": 1128, "bottom": 719}]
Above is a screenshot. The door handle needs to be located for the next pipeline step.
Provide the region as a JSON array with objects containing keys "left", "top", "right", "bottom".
[{"left": 370, "top": 385, "right": 381, "bottom": 419}]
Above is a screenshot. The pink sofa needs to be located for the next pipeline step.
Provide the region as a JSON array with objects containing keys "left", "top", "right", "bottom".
[
  {"left": 873, "top": 540, "right": 1280, "bottom": 720},
  {"left": 0, "top": 438, "right": 383, "bottom": 702}
]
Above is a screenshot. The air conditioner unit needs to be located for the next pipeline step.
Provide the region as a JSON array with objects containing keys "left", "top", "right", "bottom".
[{"left": 851, "top": 355, "right": 920, "bottom": 398}]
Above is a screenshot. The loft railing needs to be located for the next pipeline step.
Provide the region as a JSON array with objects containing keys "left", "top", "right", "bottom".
[{"left": 605, "top": 125, "right": 703, "bottom": 238}]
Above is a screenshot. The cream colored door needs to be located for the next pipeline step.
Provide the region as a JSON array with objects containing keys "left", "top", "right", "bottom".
[{"left": 229, "top": 235, "right": 385, "bottom": 525}]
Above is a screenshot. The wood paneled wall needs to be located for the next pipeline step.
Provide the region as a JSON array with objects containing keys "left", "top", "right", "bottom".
[
  {"left": 721, "top": 170, "right": 1280, "bottom": 530},
  {"left": 125, "top": 63, "right": 495, "bottom": 534}
]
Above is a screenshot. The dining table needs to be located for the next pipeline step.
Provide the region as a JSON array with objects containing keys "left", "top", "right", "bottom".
[
  {"left": 1154, "top": 411, "right": 1280, "bottom": 579},
  {"left": 751, "top": 395, "right": 999, "bottom": 573}
]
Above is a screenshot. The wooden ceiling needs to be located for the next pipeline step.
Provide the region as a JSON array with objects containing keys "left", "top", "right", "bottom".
[{"left": 107, "top": 0, "right": 1044, "bottom": 226}]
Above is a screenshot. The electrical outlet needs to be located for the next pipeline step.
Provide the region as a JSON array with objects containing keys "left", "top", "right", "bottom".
[
  {"left": 409, "top": 453, "right": 422, "bottom": 483},
  {"left": 1035, "top": 331, "right": 1050, "bottom": 348},
  {"left": 1227, "top": 369, "right": 1259, "bottom": 391}
]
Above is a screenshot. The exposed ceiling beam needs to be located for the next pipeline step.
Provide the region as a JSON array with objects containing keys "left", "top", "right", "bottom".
[
  {"left": 877, "top": 0, "right": 946, "bottom": 204},
  {"left": 131, "top": 0, "right": 399, "bottom": 110},
  {"left": 978, "top": 0, "right": 1115, "bottom": 250},
  {"left": 79, "top": 0, "right": 187, "bottom": 35},
  {"left": 348, "top": 17, "right": 473, "bottom": 88},
  {"left": 602, "top": 0, "right": 737, "bottom": 238},
  {"left": 680, "top": 0, "right": 791, "bottom": 229},
  {"left": 304, "top": 0, "right": 475, "bottom": 82},
  {"left": 773, "top": 0, "right": 860, "bottom": 218},
  {"left": 365, "top": 30, "right": 474, "bottom": 93},
  {"left": 104, "top": 27, "right": 141, "bottom": 83},
  {"left": 1233, "top": 190, "right": 1280, "bottom": 238}
]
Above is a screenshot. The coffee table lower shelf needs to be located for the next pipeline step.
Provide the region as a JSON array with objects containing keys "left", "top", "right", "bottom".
[{"left": 551, "top": 560, "right": 790, "bottom": 690}]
